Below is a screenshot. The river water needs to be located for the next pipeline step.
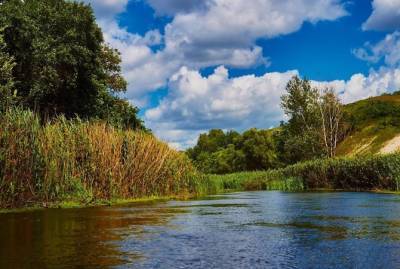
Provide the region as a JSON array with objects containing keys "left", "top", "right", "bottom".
[{"left": 1, "top": 191, "right": 400, "bottom": 268}]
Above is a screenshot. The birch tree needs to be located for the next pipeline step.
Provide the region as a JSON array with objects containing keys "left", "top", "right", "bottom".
[{"left": 318, "top": 88, "right": 344, "bottom": 158}]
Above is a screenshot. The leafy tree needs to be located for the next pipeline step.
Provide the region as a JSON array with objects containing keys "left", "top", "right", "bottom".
[
  {"left": 281, "top": 76, "right": 320, "bottom": 134},
  {"left": 0, "top": 0, "right": 144, "bottom": 129},
  {"left": 278, "top": 76, "right": 324, "bottom": 163},
  {"left": 278, "top": 77, "right": 345, "bottom": 162},
  {"left": 187, "top": 128, "right": 278, "bottom": 174},
  {"left": 211, "top": 145, "right": 246, "bottom": 174},
  {"left": 238, "top": 128, "right": 279, "bottom": 170},
  {"left": 0, "top": 27, "right": 16, "bottom": 111}
]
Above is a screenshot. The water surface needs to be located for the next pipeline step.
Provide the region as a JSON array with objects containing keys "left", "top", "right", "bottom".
[{"left": 1, "top": 192, "right": 400, "bottom": 268}]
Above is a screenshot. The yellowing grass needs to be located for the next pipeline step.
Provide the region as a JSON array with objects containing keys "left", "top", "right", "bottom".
[{"left": 0, "top": 109, "right": 206, "bottom": 208}]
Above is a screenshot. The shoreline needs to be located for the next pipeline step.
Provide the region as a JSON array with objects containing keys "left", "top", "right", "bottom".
[
  {"left": 1, "top": 188, "right": 399, "bottom": 214},
  {"left": 0, "top": 194, "right": 196, "bottom": 214}
]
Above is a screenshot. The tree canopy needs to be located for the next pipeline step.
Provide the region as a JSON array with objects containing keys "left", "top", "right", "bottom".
[
  {"left": 0, "top": 0, "right": 144, "bottom": 129},
  {"left": 187, "top": 128, "right": 279, "bottom": 174},
  {"left": 0, "top": 27, "right": 15, "bottom": 111},
  {"left": 277, "top": 76, "right": 345, "bottom": 163}
]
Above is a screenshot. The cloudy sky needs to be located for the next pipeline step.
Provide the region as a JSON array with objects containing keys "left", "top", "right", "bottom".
[{"left": 83, "top": 0, "right": 400, "bottom": 149}]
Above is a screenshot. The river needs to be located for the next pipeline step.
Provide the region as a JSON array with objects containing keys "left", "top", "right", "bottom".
[{"left": 1, "top": 191, "right": 400, "bottom": 268}]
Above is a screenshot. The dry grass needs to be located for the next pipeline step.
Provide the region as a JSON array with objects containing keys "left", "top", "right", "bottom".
[{"left": 0, "top": 109, "right": 206, "bottom": 208}]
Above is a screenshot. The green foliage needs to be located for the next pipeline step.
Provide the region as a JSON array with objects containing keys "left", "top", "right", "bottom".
[
  {"left": 277, "top": 76, "right": 345, "bottom": 163},
  {"left": 346, "top": 100, "right": 400, "bottom": 128},
  {"left": 209, "top": 153, "right": 400, "bottom": 192},
  {"left": 0, "top": 27, "right": 16, "bottom": 111},
  {"left": 281, "top": 76, "right": 320, "bottom": 133},
  {"left": 187, "top": 128, "right": 279, "bottom": 174},
  {"left": 0, "top": 0, "right": 144, "bottom": 130},
  {"left": 274, "top": 125, "right": 324, "bottom": 164}
]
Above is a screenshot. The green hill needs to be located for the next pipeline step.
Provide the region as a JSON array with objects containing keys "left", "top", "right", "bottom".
[{"left": 336, "top": 92, "right": 400, "bottom": 156}]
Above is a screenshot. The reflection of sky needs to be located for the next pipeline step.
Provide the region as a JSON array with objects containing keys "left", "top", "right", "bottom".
[{"left": 2, "top": 192, "right": 400, "bottom": 268}]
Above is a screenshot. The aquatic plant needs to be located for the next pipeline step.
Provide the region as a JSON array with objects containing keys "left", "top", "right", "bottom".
[
  {"left": 209, "top": 154, "right": 400, "bottom": 192},
  {"left": 0, "top": 109, "right": 206, "bottom": 208}
]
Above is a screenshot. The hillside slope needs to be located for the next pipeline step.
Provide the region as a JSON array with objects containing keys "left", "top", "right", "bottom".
[{"left": 336, "top": 93, "right": 400, "bottom": 156}]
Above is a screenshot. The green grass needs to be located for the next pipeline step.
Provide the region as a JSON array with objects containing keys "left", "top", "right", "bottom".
[
  {"left": 209, "top": 153, "right": 400, "bottom": 192},
  {"left": 337, "top": 93, "right": 400, "bottom": 156}
]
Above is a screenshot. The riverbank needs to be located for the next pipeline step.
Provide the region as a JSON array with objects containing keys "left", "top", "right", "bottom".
[
  {"left": 0, "top": 194, "right": 197, "bottom": 214},
  {"left": 2, "top": 109, "right": 400, "bottom": 211},
  {"left": 0, "top": 109, "right": 210, "bottom": 209},
  {"left": 209, "top": 153, "right": 400, "bottom": 192}
]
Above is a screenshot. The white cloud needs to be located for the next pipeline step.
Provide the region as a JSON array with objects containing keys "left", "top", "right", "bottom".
[
  {"left": 353, "top": 31, "right": 400, "bottom": 67},
  {"left": 81, "top": 0, "right": 348, "bottom": 103},
  {"left": 146, "top": 66, "right": 400, "bottom": 149},
  {"left": 145, "top": 66, "right": 298, "bottom": 148},
  {"left": 362, "top": 0, "right": 400, "bottom": 31},
  {"left": 161, "top": 0, "right": 347, "bottom": 69},
  {"left": 339, "top": 68, "right": 400, "bottom": 103},
  {"left": 82, "top": 0, "right": 400, "bottom": 150},
  {"left": 147, "top": 0, "right": 208, "bottom": 16},
  {"left": 82, "top": 0, "right": 129, "bottom": 20},
  {"left": 314, "top": 68, "right": 400, "bottom": 104}
]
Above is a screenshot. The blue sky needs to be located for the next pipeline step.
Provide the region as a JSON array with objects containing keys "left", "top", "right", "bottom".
[{"left": 84, "top": 0, "right": 400, "bottom": 149}]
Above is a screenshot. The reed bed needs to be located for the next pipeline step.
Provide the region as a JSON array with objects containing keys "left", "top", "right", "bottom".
[
  {"left": 209, "top": 154, "right": 400, "bottom": 192},
  {"left": 0, "top": 109, "right": 207, "bottom": 208}
]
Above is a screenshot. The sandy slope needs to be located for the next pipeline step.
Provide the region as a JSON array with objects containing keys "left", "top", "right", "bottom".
[{"left": 380, "top": 135, "right": 400, "bottom": 154}]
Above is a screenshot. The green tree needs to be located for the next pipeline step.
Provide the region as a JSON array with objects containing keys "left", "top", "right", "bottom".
[
  {"left": 238, "top": 128, "right": 279, "bottom": 170},
  {"left": 0, "top": 27, "right": 16, "bottom": 111},
  {"left": 187, "top": 128, "right": 278, "bottom": 173},
  {"left": 0, "top": 0, "right": 144, "bottom": 129},
  {"left": 281, "top": 76, "right": 320, "bottom": 133},
  {"left": 278, "top": 76, "right": 325, "bottom": 163},
  {"left": 278, "top": 77, "right": 345, "bottom": 163}
]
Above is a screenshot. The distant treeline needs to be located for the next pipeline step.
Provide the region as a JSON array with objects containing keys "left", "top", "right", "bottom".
[
  {"left": 188, "top": 77, "right": 400, "bottom": 174},
  {"left": 188, "top": 76, "right": 348, "bottom": 174}
]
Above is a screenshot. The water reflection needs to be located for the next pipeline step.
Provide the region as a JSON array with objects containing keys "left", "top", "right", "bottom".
[
  {"left": 1, "top": 192, "right": 400, "bottom": 268},
  {"left": 0, "top": 202, "right": 187, "bottom": 268}
]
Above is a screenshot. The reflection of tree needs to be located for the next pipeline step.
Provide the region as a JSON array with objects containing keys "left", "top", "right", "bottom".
[{"left": 0, "top": 204, "right": 183, "bottom": 268}]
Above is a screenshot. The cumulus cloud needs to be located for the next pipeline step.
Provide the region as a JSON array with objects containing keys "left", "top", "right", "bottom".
[
  {"left": 353, "top": 31, "right": 400, "bottom": 67},
  {"left": 145, "top": 66, "right": 298, "bottom": 149},
  {"left": 338, "top": 68, "right": 400, "bottom": 103},
  {"left": 362, "top": 0, "right": 400, "bottom": 31},
  {"left": 146, "top": 66, "right": 400, "bottom": 149},
  {"left": 314, "top": 68, "right": 400, "bottom": 104},
  {"left": 82, "top": 0, "right": 129, "bottom": 21},
  {"left": 81, "top": 0, "right": 348, "bottom": 102},
  {"left": 162, "top": 0, "right": 347, "bottom": 69},
  {"left": 147, "top": 0, "right": 208, "bottom": 16}
]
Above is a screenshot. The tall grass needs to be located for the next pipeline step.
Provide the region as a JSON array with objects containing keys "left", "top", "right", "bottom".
[
  {"left": 209, "top": 154, "right": 400, "bottom": 192},
  {"left": 0, "top": 109, "right": 207, "bottom": 208},
  {"left": 208, "top": 170, "right": 304, "bottom": 192}
]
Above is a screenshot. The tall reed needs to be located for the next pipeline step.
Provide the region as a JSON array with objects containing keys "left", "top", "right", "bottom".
[
  {"left": 0, "top": 109, "right": 206, "bottom": 208},
  {"left": 209, "top": 154, "right": 400, "bottom": 192}
]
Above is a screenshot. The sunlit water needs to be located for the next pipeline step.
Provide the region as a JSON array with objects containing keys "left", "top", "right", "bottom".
[{"left": 2, "top": 191, "right": 400, "bottom": 268}]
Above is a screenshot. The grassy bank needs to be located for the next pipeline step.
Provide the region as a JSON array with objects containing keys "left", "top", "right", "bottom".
[
  {"left": 0, "top": 109, "right": 212, "bottom": 209},
  {"left": 2, "top": 109, "right": 400, "bottom": 210},
  {"left": 210, "top": 154, "right": 400, "bottom": 192}
]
